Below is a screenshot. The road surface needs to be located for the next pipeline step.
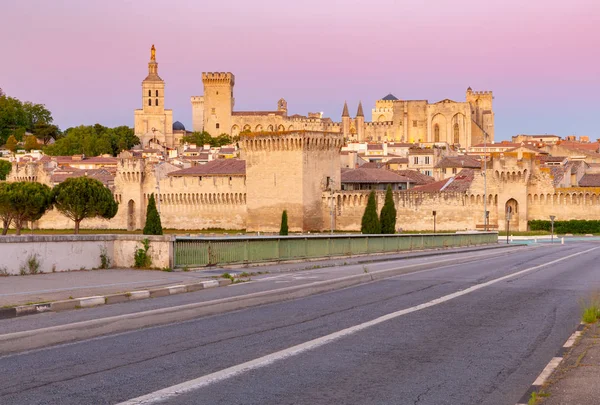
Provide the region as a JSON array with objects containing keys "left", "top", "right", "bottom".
[{"left": 1, "top": 243, "right": 599, "bottom": 405}]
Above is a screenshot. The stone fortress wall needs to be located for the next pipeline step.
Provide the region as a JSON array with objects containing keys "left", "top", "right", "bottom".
[{"left": 9, "top": 132, "right": 600, "bottom": 233}]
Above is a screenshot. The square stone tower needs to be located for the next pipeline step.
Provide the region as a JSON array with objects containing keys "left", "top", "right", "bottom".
[
  {"left": 202, "top": 72, "right": 235, "bottom": 137},
  {"left": 241, "top": 131, "right": 343, "bottom": 232}
]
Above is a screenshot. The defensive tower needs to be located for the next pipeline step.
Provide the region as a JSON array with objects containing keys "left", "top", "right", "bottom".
[{"left": 202, "top": 72, "right": 235, "bottom": 137}]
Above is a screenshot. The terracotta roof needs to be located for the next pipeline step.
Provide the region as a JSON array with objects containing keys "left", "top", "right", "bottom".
[
  {"left": 539, "top": 155, "right": 567, "bottom": 163},
  {"left": 408, "top": 148, "right": 434, "bottom": 155},
  {"left": 388, "top": 143, "right": 413, "bottom": 148},
  {"left": 219, "top": 148, "right": 236, "bottom": 154},
  {"left": 435, "top": 156, "right": 481, "bottom": 169},
  {"left": 393, "top": 170, "right": 435, "bottom": 185},
  {"left": 367, "top": 144, "right": 383, "bottom": 151},
  {"left": 341, "top": 168, "right": 413, "bottom": 184},
  {"left": 361, "top": 162, "right": 385, "bottom": 169},
  {"left": 558, "top": 141, "right": 600, "bottom": 153},
  {"left": 386, "top": 158, "right": 409, "bottom": 165},
  {"left": 579, "top": 174, "right": 600, "bottom": 187},
  {"left": 168, "top": 159, "right": 245, "bottom": 176},
  {"left": 411, "top": 169, "right": 474, "bottom": 193},
  {"left": 49, "top": 167, "right": 114, "bottom": 186}
]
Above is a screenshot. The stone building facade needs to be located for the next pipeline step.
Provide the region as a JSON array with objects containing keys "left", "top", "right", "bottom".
[
  {"left": 191, "top": 73, "right": 493, "bottom": 147},
  {"left": 9, "top": 132, "right": 600, "bottom": 233}
]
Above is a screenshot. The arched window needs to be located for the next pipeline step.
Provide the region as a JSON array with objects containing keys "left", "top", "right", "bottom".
[
  {"left": 453, "top": 123, "right": 459, "bottom": 144},
  {"left": 155, "top": 99, "right": 158, "bottom": 106},
  {"left": 148, "top": 99, "right": 151, "bottom": 106},
  {"left": 148, "top": 90, "right": 151, "bottom": 97},
  {"left": 434, "top": 124, "right": 440, "bottom": 143},
  {"left": 155, "top": 90, "right": 159, "bottom": 97}
]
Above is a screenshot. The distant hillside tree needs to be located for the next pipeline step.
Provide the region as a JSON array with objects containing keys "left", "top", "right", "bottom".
[
  {"left": 24, "top": 135, "right": 39, "bottom": 151},
  {"left": 5, "top": 135, "right": 18, "bottom": 152},
  {"left": 380, "top": 185, "right": 397, "bottom": 234},
  {"left": 52, "top": 177, "right": 118, "bottom": 234},
  {"left": 361, "top": 191, "right": 381, "bottom": 234},
  {"left": 143, "top": 194, "right": 163, "bottom": 235},
  {"left": 44, "top": 124, "right": 138, "bottom": 157},
  {"left": 0, "top": 160, "right": 11, "bottom": 181}
]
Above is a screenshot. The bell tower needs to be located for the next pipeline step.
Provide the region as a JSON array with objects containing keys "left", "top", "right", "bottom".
[{"left": 134, "top": 45, "right": 174, "bottom": 148}]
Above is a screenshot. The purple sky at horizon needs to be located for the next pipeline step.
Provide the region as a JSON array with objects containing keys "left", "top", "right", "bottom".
[{"left": 2, "top": 0, "right": 599, "bottom": 141}]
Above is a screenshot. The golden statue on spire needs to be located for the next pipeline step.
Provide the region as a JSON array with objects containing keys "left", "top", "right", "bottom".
[{"left": 150, "top": 44, "right": 156, "bottom": 61}]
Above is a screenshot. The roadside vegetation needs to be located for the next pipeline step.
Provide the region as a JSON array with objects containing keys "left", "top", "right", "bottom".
[{"left": 581, "top": 295, "right": 600, "bottom": 324}]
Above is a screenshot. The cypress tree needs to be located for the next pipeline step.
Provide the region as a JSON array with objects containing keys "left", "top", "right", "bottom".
[
  {"left": 279, "top": 210, "right": 289, "bottom": 235},
  {"left": 361, "top": 191, "right": 381, "bottom": 234},
  {"left": 380, "top": 185, "right": 397, "bottom": 234},
  {"left": 143, "top": 193, "right": 163, "bottom": 235}
]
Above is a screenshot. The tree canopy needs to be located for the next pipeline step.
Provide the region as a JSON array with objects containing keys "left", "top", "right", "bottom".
[
  {"left": 361, "top": 191, "right": 381, "bottom": 234},
  {"left": 182, "top": 131, "right": 234, "bottom": 148},
  {"left": 1, "top": 182, "right": 53, "bottom": 235},
  {"left": 143, "top": 193, "right": 163, "bottom": 235},
  {"left": 380, "top": 185, "right": 397, "bottom": 234},
  {"left": 0, "top": 160, "right": 11, "bottom": 181},
  {"left": 52, "top": 177, "right": 118, "bottom": 234},
  {"left": 0, "top": 91, "right": 55, "bottom": 146},
  {"left": 5, "top": 135, "right": 17, "bottom": 153},
  {"left": 24, "top": 135, "right": 39, "bottom": 151},
  {"left": 44, "top": 124, "right": 139, "bottom": 157}
]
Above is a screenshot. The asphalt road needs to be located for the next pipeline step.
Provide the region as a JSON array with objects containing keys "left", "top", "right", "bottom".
[{"left": 1, "top": 243, "right": 599, "bottom": 405}]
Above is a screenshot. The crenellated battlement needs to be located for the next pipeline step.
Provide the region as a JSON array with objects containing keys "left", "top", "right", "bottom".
[
  {"left": 202, "top": 72, "right": 235, "bottom": 85},
  {"left": 240, "top": 131, "right": 343, "bottom": 152},
  {"left": 365, "top": 121, "right": 393, "bottom": 127},
  {"left": 190, "top": 96, "right": 204, "bottom": 103}
]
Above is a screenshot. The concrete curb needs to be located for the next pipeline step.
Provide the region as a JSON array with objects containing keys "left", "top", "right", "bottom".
[
  {"left": 515, "top": 323, "right": 586, "bottom": 405},
  {"left": 0, "top": 245, "right": 527, "bottom": 354},
  {"left": 3, "top": 279, "right": 233, "bottom": 320}
]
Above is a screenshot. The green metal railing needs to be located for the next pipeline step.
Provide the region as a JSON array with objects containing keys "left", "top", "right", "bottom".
[{"left": 174, "top": 232, "right": 498, "bottom": 268}]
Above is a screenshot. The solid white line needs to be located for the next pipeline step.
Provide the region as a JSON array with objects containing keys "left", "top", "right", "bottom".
[
  {"left": 563, "top": 331, "right": 582, "bottom": 348},
  {"left": 116, "top": 246, "right": 598, "bottom": 405},
  {"left": 533, "top": 357, "right": 563, "bottom": 386}
]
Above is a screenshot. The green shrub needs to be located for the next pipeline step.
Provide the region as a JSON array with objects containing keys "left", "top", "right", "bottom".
[
  {"left": 134, "top": 238, "right": 152, "bottom": 268},
  {"left": 529, "top": 219, "right": 600, "bottom": 234},
  {"left": 380, "top": 185, "right": 397, "bottom": 234},
  {"left": 99, "top": 246, "right": 111, "bottom": 269},
  {"left": 361, "top": 191, "right": 381, "bottom": 234},
  {"left": 279, "top": 210, "right": 289, "bottom": 236},
  {"left": 143, "top": 194, "right": 163, "bottom": 235}
]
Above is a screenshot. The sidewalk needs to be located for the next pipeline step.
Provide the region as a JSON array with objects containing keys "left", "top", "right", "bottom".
[
  {"left": 539, "top": 322, "right": 600, "bottom": 405},
  {"left": 0, "top": 244, "right": 511, "bottom": 308}
]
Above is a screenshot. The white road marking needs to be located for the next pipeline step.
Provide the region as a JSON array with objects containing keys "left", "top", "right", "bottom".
[
  {"left": 533, "top": 357, "right": 563, "bottom": 386},
  {"left": 116, "top": 246, "right": 599, "bottom": 405}
]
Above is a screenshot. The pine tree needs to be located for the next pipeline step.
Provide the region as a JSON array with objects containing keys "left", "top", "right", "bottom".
[
  {"left": 279, "top": 210, "right": 289, "bottom": 235},
  {"left": 361, "top": 191, "right": 381, "bottom": 234},
  {"left": 380, "top": 185, "right": 397, "bottom": 234},
  {"left": 143, "top": 193, "right": 163, "bottom": 235}
]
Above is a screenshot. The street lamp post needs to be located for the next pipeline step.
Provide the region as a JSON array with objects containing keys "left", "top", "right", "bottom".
[
  {"left": 550, "top": 215, "right": 555, "bottom": 244},
  {"left": 506, "top": 208, "right": 512, "bottom": 245},
  {"left": 433, "top": 210, "right": 437, "bottom": 233}
]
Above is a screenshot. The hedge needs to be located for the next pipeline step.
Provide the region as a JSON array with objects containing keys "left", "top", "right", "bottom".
[{"left": 529, "top": 220, "right": 600, "bottom": 234}]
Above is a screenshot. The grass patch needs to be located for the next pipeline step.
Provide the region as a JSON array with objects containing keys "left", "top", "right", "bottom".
[
  {"left": 221, "top": 272, "right": 233, "bottom": 280},
  {"left": 581, "top": 294, "right": 600, "bottom": 324},
  {"left": 134, "top": 238, "right": 152, "bottom": 268},
  {"left": 528, "top": 391, "right": 550, "bottom": 405}
]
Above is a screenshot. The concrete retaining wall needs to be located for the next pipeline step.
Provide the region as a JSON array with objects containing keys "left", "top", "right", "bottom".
[{"left": 0, "top": 235, "right": 173, "bottom": 275}]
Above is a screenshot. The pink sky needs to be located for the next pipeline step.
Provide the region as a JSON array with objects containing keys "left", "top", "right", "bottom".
[{"left": 2, "top": 0, "right": 599, "bottom": 140}]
